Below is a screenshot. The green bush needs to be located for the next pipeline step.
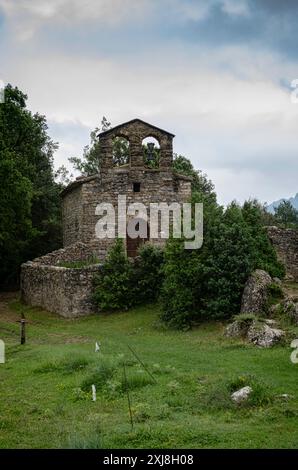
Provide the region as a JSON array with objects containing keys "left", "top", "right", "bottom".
[
  {"left": 160, "top": 198, "right": 285, "bottom": 328},
  {"left": 93, "top": 239, "right": 134, "bottom": 311},
  {"left": 93, "top": 240, "right": 164, "bottom": 312},
  {"left": 133, "top": 244, "right": 164, "bottom": 304}
]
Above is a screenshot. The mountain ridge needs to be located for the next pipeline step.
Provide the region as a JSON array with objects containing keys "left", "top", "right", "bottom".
[{"left": 267, "top": 193, "right": 298, "bottom": 213}]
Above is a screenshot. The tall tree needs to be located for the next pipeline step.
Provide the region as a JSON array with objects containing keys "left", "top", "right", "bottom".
[
  {"left": 0, "top": 84, "right": 62, "bottom": 287},
  {"left": 173, "top": 154, "right": 216, "bottom": 199},
  {"left": 274, "top": 200, "right": 298, "bottom": 228},
  {"left": 68, "top": 116, "right": 111, "bottom": 175}
]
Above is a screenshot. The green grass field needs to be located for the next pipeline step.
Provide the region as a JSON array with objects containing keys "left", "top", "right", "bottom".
[{"left": 0, "top": 293, "right": 298, "bottom": 449}]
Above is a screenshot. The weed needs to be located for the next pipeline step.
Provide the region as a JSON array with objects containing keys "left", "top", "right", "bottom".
[
  {"left": 81, "top": 359, "right": 116, "bottom": 391},
  {"left": 34, "top": 355, "right": 89, "bottom": 375}
]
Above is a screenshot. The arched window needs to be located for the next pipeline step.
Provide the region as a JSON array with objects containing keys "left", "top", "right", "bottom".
[
  {"left": 142, "top": 136, "right": 160, "bottom": 169},
  {"left": 112, "top": 136, "right": 130, "bottom": 167}
]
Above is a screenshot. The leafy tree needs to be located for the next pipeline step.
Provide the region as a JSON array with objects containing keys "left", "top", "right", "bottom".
[
  {"left": 242, "top": 200, "right": 285, "bottom": 278},
  {"left": 274, "top": 200, "right": 298, "bottom": 228},
  {"left": 160, "top": 197, "right": 284, "bottom": 328},
  {"left": 173, "top": 154, "right": 216, "bottom": 198},
  {"left": 0, "top": 152, "right": 34, "bottom": 285},
  {"left": 68, "top": 116, "right": 111, "bottom": 175},
  {"left": 0, "top": 84, "right": 62, "bottom": 287},
  {"left": 112, "top": 136, "right": 130, "bottom": 167}
]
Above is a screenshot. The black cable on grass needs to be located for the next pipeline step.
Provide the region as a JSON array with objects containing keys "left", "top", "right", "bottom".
[{"left": 127, "top": 344, "right": 157, "bottom": 384}]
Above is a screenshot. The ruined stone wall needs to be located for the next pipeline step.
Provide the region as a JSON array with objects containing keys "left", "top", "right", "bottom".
[
  {"left": 32, "top": 242, "right": 96, "bottom": 265},
  {"left": 267, "top": 226, "right": 298, "bottom": 281},
  {"left": 20, "top": 242, "right": 101, "bottom": 317}
]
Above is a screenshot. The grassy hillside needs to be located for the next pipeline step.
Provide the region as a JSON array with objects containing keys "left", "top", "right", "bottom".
[{"left": 0, "top": 293, "right": 298, "bottom": 449}]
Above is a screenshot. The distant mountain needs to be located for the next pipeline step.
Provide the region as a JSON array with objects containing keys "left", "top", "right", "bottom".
[{"left": 267, "top": 193, "right": 298, "bottom": 214}]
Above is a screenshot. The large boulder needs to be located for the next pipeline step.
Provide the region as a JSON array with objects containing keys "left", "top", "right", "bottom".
[
  {"left": 225, "top": 316, "right": 284, "bottom": 347},
  {"left": 241, "top": 269, "right": 272, "bottom": 314},
  {"left": 247, "top": 321, "right": 285, "bottom": 348}
]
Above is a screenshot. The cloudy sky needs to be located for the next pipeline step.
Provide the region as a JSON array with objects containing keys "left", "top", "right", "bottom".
[{"left": 1, "top": 0, "right": 298, "bottom": 205}]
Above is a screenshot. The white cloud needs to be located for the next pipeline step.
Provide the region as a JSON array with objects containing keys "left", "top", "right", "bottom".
[
  {"left": 1, "top": 1, "right": 298, "bottom": 205},
  {"left": 4, "top": 47, "right": 295, "bottom": 205},
  {"left": 0, "top": 0, "right": 153, "bottom": 40},
  {"left": 221, "top": 0, "right": 250, "bottom": 17}
]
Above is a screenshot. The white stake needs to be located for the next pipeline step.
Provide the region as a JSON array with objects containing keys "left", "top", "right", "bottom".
[
  {"left": 95, "top": 341, "right": 101, "bottom": 352},
  {"left": 92, "top": 384, "right": 97, "bottom": 401}
]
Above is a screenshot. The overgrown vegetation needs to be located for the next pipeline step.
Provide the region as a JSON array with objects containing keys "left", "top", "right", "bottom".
[
  {"left": 161, "top": 198, "right": 284, "bottom": 329},
  {"left": 57, "top": 256, "right": 100, "bottom": 269},
  {"left": 273, "top": 200, "right": 298, "bottom": 228},
  {"left": 93, "top": 240, "right": 164, "bottom": 312}
]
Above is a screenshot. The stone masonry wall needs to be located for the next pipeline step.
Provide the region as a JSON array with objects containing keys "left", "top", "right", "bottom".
[
  {"left": 62, "top": 184, "right": 83, "bottom": 247},
  {"left": 21, "top": 242, "right": 101, "bottom": 317},
  {"left": 267, "top": 226, "right": 298, "bottom": 281}
]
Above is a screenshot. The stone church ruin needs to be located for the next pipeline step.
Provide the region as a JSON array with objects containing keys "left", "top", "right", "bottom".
[
  {"left": 20, "top": 119, "right": 298, "bottom": 318},
  {"left": 21, "top": 119, "right": 192, "bottom": 317}
]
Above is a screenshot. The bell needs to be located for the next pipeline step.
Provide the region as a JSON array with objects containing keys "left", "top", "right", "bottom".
[{"left": 147, "top": 142, "right": 155, "bottom": 161}]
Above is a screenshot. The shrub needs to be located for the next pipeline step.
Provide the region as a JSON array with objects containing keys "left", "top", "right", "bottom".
[
  {"left": 93, "top": 240, "right": 164, "bottom": 312},
  {"left": 160, "top": 198, "right": 285, "bottom": 329},
  {"left": 133, "top": 244, "right": 164, "bottom": 304},
  {"left": 81, "top": 359, "right": 116, "bottom": 391},
  {"left": 233, "top": 313, "right": 259, "bottom": 325},
  {"left": 160, "top": 238, "right": 197, "bottom": 329},
  {"left": 93, "top": 239, "right": 134, "bottom": 311}
]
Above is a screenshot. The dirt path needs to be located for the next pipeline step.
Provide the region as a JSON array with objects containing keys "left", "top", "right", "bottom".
[{"left": 0, "top": 291, "right": 21, "bottom": 323}]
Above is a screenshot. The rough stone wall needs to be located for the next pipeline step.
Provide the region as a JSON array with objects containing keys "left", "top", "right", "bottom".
[
  {"left": 32, "top": 242, "right": 96, "bottom": 265},
  {"left": 267, "top": 226, "right": 298, "bottom": 281},
  {"left": 20, "top": 242, "right": 101, "bottom": 317},
  {"left": 62, "top": 185, "right": 83, "bottom": 247},
  {"left": 61, "top": 119, "right": 192, "bottom": 257}
]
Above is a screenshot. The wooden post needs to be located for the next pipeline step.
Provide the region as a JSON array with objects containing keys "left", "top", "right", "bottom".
[{"left": 20, "top": 319, "right": 26, "bottom": 345}]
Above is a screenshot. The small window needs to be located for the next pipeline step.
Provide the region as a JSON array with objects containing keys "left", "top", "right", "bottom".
[{"left": 133, "top": 182, "right": 141, "bottom": 192}]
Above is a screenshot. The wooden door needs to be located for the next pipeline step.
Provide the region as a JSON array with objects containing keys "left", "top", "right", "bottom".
[{"left": 126, "top": 219, "right": 149, "bottom": 257}]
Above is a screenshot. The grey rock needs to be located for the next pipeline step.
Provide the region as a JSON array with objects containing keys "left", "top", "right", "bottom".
[
  {"left": 241, "top": 269, "right": 272, "bottom": 314},
  {"left": 247, "top": 321, "right": 285, "bottom": 348},
  {"left": 225, "top": 321, "right": 246, "bottom": 338},
  {"left": 231, "top": 386, "right": 252, "bottom": 403}
]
